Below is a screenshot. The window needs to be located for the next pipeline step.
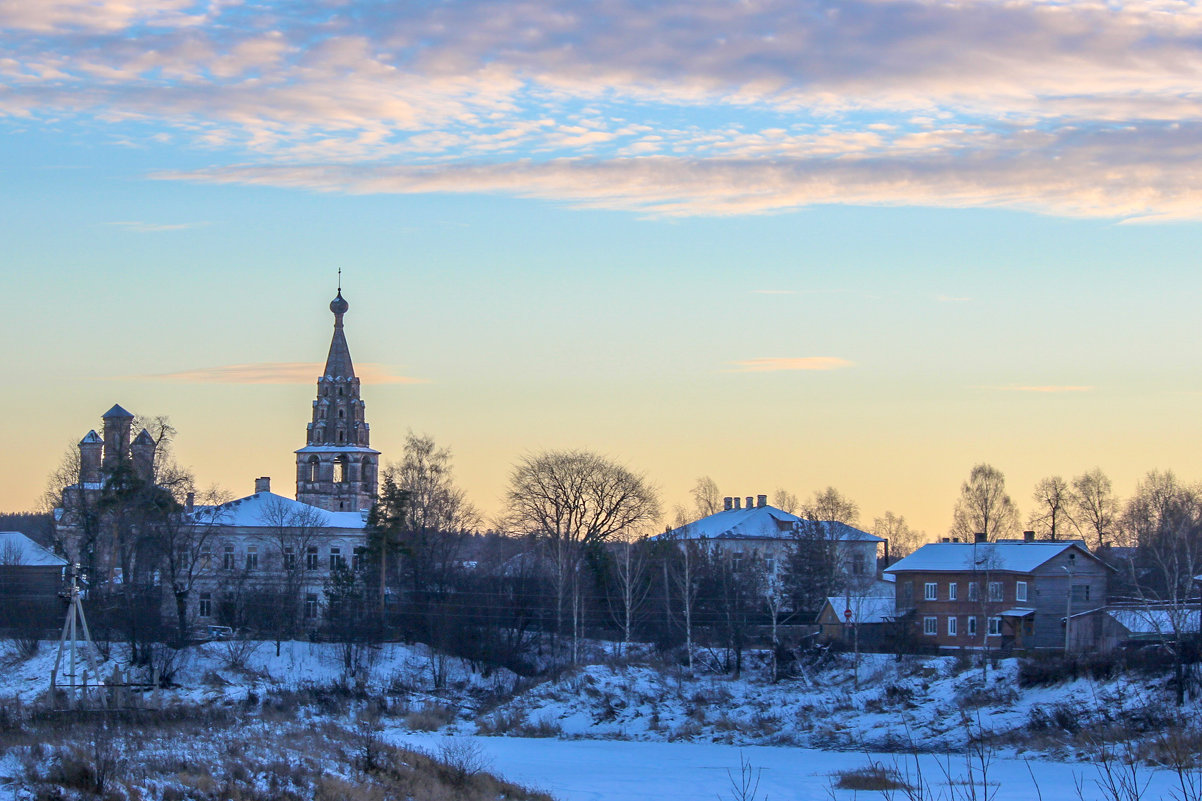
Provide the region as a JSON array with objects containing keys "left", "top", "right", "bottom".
[
  {"left": 732, "top": 552, "right": 743, "bottom": 573},
  {"left": 333, "top": 455, "right": 346, "bottom": 483},
  {"left": 329, "top": 547, "right": 345, "bottom": 571},
  {"left": 308, "top": 456, "right": 319, "bottom": 482},
  {"left": 902, "top": 582, "right": 913, "bottom": 605},
  {"left": 967, "top": 582, "right": 978, "bottom": 602},
  {"left": 988, "top": 617, "right": 1002, "bottom": 636},
  {"left": 923, "top": 616, "right": 937, "bottom": 635},
  {"left": 853, "top": 557, "right": 865, "bottom": 576},
  {"left": 949, "top": 583, "right": 958, "bottom": 601},
  {"left": 222, "top": 544, "right": 235, "bottom": 570},
  {"left": 353, "top": 546, "right": 366, "bottom": 572},
  {"left": 988, "top": 582, "right": 1003, "bottom": 602},
  {"left": 967, "top": 616, "right": 978, "bottom": 636},
  {"left": 199, "top": 546, "right": 212, "bottom": 569},
  {"left": 245, "top": 545, "right": 258, "bottom": 571},
  {"left": 948, "top": 616, "right": 958, "bottom": 636},
  {"left": 304, "top": 594, "right": 318, "bottom": 620},
  {"left": 924, "top": 582, "right": 938, "bottom": 601},
  {"left": 284, "top": 546, "right": 296, "bottom": 570},
  {"left": 198, "top": 592, "right": 212, "bottom": 618},
  {"left": 306, "top": 546, "right": 319, "bottom": 571},
  {"left": 1071, "top": 584, "right": 1091, "bottom": 603},
  {"left": 1016, "top": 581, "right": 1028, "bottom": 603}
]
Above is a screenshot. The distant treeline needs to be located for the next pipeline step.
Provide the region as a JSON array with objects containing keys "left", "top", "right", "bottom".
[{"left": 0, "top": 512, "right": 53, "bottom": 546}]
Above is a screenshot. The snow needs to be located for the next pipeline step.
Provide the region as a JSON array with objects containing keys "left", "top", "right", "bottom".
[
  {"left": 823, "top": 594, "right": 895, "bottom": 623},
  {"left": 389, "top": 734, "right": 1183, "bottom": 801},
  {"left": 658, "top": 505, "right": 883, "bottom": 543},
  {"left": 189, "top": 491, "right": 368, "bottom": 529},
  {"left": 1107, "top": 606, "right": 1200, "bottom": 634},
  {"left": 885, "top": 541, "right": 1093, "bottom": 574},
  {"left": 0, "top": 531, "right": 67, "bottom": 567}
]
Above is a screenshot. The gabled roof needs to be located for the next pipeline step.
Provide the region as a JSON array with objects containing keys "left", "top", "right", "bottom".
[
  {"left": 819, "top": 595, "right": 895, "bottom": 624},
  {"left": 189, "top": 491, "right": 367, "bottom": 530},
  {"left": 655, "top": 504, "right": 884, "bottom": 543},
  {"left": 884, "top": 540, "right": 1100, "bottom": 575},
  {"left": 0, "top": 531, "right": 68, "bottom": 567}
]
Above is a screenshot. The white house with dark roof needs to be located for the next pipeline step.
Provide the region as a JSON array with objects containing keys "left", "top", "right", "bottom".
[
  {"left": 654, "top": 494, "right": 886, "bottom": 578},
  {"left": 884, "top": 536, "right": 1111, "bottom": 652}
]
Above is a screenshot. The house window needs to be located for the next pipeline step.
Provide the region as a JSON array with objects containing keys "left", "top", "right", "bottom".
[
  {"left": 732, "top": 552, "right": 743, "bottom": 574},
  {"left": 949, "top": 583, "right": 958, "bottom": 601},
  {"left": 245, "top": 545, "right": 258, "bottom": 571},
  {"left": 1071, "top": 584, "right": 1091, "bottom": 603},
  {"left": 222, "top": 544, "right": 235, "bottom": 570},
  {"left": 198, "top": 592, "right": 212, "bottom": 618},
  {"left": 199, "top": 546, "right": 212, "bottom": 569},
  {"left": 923, "top": 617, "right": 938, "bottom": 636},
  {"left": 948, "top": 616, "right": 958, "bottom": 636},
  {"left": 988, "top": 582, "right": 1003, "bottom": 602},
  {"left": 284, "top": 546, "right": 296, "bottom": 570},
  {"left": 765, "top": 557, "right": 775, "bottom": 574},
  {"left": 967, "top": 616, "right": 977, "bottom": 636},
  {"left": 333, "top": 455, "right": 347, "bottom": 482},
  {"left": 308, "top": 456, "right": 319, "bottom": 482},
  {"left": 902, "top": 582, "right": 913, "bottom": 605},
  {"left": 352, "top": 546, "right": 366, "bottom": 572},
  {"left": 924, "top": 582, "right": 938, "bottom": 601},
  {"left": 1016, "top": 581, "right": 1028, "bottom": 603},
  {"left": 304, "top": 593, "right": 318, "bottom": 620},
  {"left": 853, "top": 557, "right": 864, "bottom": 575},
  {"left": 988, "top": 617, "right": 1002, "bottom": 636},
  {"left": 329, "top": 547, "right": 344, "bottom": 571},
  {"left": 306, "top": 546, "right": 319, "bottom": 571},
  {"left": 968, "top": 582, "right": 978, "bottom": 602}
]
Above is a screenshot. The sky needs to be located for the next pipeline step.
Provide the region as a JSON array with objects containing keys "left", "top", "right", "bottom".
[{"left": 5, "top": 0, "right": 1202, "bottom": 538}]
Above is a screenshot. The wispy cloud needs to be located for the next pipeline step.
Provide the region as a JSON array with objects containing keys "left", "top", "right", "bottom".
[
  {"left": 106, "top": 221, "right": 208, "bottom": 232},
  {"left": 731, "top": 357, "right": 853, "bottom": 372},
  {"left": 995, "top": 385, "right": 1095, "bottom": 393},
  {"left": 137, "top": 362, "right": 428, "bottom": 385},
  {"left": 9, "top": 0, "right": 1202, "bottom": 219}
]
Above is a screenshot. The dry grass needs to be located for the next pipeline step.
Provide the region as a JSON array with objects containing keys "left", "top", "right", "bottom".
[{"left": 833, "top": 762, "right": 911, "bottom": 791}]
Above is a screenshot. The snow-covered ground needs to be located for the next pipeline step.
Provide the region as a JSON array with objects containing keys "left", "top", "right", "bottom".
[{"left": 390, "top": 733, "right": 1184, "bottom": 801}]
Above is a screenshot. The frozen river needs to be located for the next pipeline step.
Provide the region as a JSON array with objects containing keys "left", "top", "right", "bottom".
[{"left": 390, "top": 732, "right": 1183, "bottom": 800}]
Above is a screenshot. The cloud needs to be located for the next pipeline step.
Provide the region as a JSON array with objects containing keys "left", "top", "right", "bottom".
[
  {"left": 10, "top": 0, "right": 1202, "bottom": 218},
  {"left": 106, "top": 221, "right": 207, "bottom": 232},
  {"left": 140, "top": 362, "right": 428, "bottom": 385},
  {"left": 996, "top": 385, "right": 1095, "bottom": 393},
  {"left": 731, "top": 357, "right": 853, "bottom": 372}
]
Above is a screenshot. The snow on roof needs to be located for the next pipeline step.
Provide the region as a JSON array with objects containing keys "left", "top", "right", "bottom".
[
  {"left": 190, "top": 491, "right": 367, "bottom": 530},
  {"left": 1105, "top": 607, "right": 1201, "bottom": 635},
  {"left": 655, "top": 505, "right": 883, "bottom": 543},
  {"left": 294, "top": 445, "right": 381, "bottom": 455},
  {"left": 884, "top": 540, "right": 1093, "bottom": 575},
  {"left": 0, "top": 531, "right": 68, "bottom": 567},
  {"left": 821, "top": 595, "right": 895, "bottom": 624}
]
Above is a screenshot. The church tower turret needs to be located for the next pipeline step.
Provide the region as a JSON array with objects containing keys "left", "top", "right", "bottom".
[{"left": 295, "top": 286, "right": 380, "bottom": 512}]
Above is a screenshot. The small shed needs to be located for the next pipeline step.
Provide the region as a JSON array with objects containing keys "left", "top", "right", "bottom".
[
  {"left": 0, "top": 531, "right": 68, "bottom": 633},
  {"left": 816, "top": 594, "right": 896, "bottom": 649}
]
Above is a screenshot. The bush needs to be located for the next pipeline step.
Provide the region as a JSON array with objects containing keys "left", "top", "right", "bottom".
[{"left": 834, "top": 763, "right": 910, "bottom": 792}]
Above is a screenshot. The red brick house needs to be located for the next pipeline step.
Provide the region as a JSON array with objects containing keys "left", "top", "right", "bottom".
[{"left": 883, "top": 536, "right": 1110, "bottom": 653}]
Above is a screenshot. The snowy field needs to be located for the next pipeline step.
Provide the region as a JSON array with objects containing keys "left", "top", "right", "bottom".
[{"left": 390, "top": 733, "right": 1183, "bottom": 801}]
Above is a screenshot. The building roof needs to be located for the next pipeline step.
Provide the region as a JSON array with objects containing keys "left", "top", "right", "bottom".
[
  {"left": 0, "top": 531, "right": 68, "bottom": 567},
  {"left": 1105, "top": 606, "right": 1201, "bottom": 636},
  {"left": 102, "top": 403, "right": 134, "bottom": 419},
  {"left": 323, "top": 291, "right": 355, "bottom": 380},
  {"left": 295, "top": 445, "right": 381, "bottom": 455},
  {"left": 883, "top": 540, "right": 1097, "bottom": 575},
  {"left": 190, "top": 491, "right": 368, "bottom": 530},
  {"left": 655, "top": 504, "right": 884, "bottom": 543},
  {"left": 820, "top": 594, "right": 895, "bottom": 624}
]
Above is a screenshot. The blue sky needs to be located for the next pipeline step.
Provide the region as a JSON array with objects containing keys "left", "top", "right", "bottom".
[{"left": 5, "top": 0, "right": 1202, "bottom": 535}]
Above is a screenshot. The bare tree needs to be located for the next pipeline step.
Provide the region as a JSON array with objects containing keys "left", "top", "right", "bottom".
[
  {"left": 605, "top": 537, "right": 652, "bottom": 654},
  {"left": 691, "top": 476, "right": 722, "bottom": 517},
  {"left": 772, "top": 489, "right": 800, "bottom": 515},
  {"left": 1072, "top": 468, "right": 1121, "bottom": 550},
  {"left": 261, "top": 497, "right": 328, "bottom": 653},
  {"left": 950, "top": 463, "right": 1019, "bottom": 542},
  {"left": 873, "top": 511, "right": 926, "bottom": 561},
  {"left": 503, "top": 449, "right": 660, "bottom": 662},
  {"left": 1121, "top": 470, "right": 1202, "bottom": 705},
  {"left": 803, "top": 486, "right": 860, "bottom": 526},
  {"left": 1028, "top": 475, "right": 1074, "bottom": 540}
]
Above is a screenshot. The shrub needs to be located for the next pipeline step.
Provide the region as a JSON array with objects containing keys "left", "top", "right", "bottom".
[
  {"left": 834, "top": 763, "right": 910, "bottom": 792},
  {"left": 403, "top": 703, "right": 456, "bottom": 732}
]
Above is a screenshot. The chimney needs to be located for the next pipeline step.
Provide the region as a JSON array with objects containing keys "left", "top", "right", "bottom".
[
  {"left": 723, "top": 497, "right": 733, "bottom": 511},
  {"left": 733, "top": 497, "right": 741, "bottom": 509},
  {"left": 757, "top": 494, "right": 767, "bottom": 508},
  {"left": 255, "top": 476, "right": 271, "bottom": 494},
  {"left": 974, "top": 532, "right": 987, "bottom": 544},
  {"left": 1023, "top": 530, "right": 1035, "bottom": 543},
  {"left": 185, "top": 492, "right": 195, "bottom": 514},
  {"left": 941, "top": 537, "right": 950, "bottom": 543},
  {"left": 745, "top": 496, "right": 753, "bottom": 510}
]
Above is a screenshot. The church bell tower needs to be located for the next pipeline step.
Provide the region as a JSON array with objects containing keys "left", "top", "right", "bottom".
[{"left": 295, "top": 286, "right": 380, "bottom": 512}]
